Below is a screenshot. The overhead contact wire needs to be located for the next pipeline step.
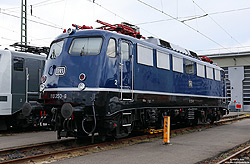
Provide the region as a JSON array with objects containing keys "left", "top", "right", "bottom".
[
  {"left": 137, "top": 0, "right": 232, "bottom": 53},
  {"left": 87, "top": 0, "right": 159, "bottom": 38},
  {"left": 0, "top": 11, "right": 63, "bottom": 30},
  {"left": 192, "top": 0, "right": 243, "bottom": 47}
]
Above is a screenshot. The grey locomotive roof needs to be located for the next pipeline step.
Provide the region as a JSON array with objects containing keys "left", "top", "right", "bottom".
[
  {"left": 0, "top": 49, "right": 46, "bottom": 60},
  {"left": 54, "top": 29, "right": 222, "bottom": 70}
]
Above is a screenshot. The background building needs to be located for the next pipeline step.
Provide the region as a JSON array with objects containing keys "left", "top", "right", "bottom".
[{"left": 206, "top": 51, "right": 250, "bottom": 111}]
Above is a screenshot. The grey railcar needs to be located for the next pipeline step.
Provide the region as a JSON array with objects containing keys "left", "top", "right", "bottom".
[{"left": 0, "top": 49, "right": 46, "bottom": 130}]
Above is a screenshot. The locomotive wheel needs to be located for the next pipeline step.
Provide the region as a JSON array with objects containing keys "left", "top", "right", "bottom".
[
  {"left": 187, "top": 118, "right": 198, "bottom": 126},
  {"left": 113, "top": 113, "right": 133, "bottom": 139},
  {"left": 98, "top": 134, "right": 107, "bottom": 142},
  {"left": 209, "top": 117, "right": 215, "bottom": 124},
  {"left": 210, "top": 119, "right": 215, "bottom": 125}
]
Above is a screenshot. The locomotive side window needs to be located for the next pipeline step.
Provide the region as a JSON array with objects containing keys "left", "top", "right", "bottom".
[
  {"left": 121, "top": 42, "right": 129, "bottom": 60},
  {"left": 215, "top": 69, "right": 221, "bottom": 81},
  {"left": 13, "top": 57, "right": 24, "bottom": 71},
  {"left": 137, "top": 44, "right": 153, "bottom": 66},
  {"left": 172, "top": 56, "right": 183, "bottom": 73},
  {"left": 197, "top": 63, "right": 205, "bottom": 78},
  {"left": 157, "top": 50, "right": 170, "bottom": 70},
  {"left": 185, "top": 59, "right": 194, "bottom": 75},
  {"left": 107, "top": 38, "right": 116, "bottom": 58},
  {"left": 69, "top": 37, "right": 103, "bottom": 56},
  {"left": 49, "top": 40, "right": 64, "bottom": 59},
  {"left": 206, "top": 66, "right": 214, "bottom": 79}
]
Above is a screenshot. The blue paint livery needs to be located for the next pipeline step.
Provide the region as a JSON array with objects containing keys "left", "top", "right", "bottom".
[{"left": 43, "top": 29, "right": 224, "bottom": 99}]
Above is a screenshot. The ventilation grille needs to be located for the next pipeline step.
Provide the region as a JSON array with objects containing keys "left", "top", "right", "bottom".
[{"left": 243, "top": 66, "right": 250, "bottom": 105}]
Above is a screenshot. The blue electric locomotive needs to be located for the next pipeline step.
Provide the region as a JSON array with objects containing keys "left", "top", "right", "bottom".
[{"left": 38, "top": 21, "right": 228, "bottom": 139}]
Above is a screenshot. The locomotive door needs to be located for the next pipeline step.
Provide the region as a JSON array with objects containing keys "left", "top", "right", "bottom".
[
  {"left": 12, "top": 56, "right": 26, "bottom": 114},
  {"left": 119, "top": 40, "right": 133, "bottom": 101}
]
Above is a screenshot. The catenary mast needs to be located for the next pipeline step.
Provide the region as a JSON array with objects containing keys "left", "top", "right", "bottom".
[{"left": 21, "top": 0, "right": 27, "bottom": 49}]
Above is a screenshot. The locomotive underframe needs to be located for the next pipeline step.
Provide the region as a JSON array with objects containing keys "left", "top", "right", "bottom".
[{"left": 41, "top": 90, "right": 228, "bottom": 140}]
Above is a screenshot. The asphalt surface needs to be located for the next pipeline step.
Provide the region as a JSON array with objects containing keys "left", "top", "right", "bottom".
[
  {"left": 0, "top": 131, "right": 59, "bottom": 149},
  {"left": 0, "top": 112, "right": 249, "bottom": 163},
  {"left": 53, "top": 116, "right": 250, "bottom": 164}
]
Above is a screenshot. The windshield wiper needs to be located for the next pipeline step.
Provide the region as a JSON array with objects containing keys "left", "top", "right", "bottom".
[
  {"left": 80, "top": 45, "right": 86, "bottom": 56},
  {"left": 50, "top": 49, "right": 56, "bottom": 59}
]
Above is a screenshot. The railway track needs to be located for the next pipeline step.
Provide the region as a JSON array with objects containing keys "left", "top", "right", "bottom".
[
  {"left": 217, "top": 145, "right": 250, "bottom": 164},
  {"left": 216, "top": 113, "right": 247, "bottom": 123},
  {"left": 0, "top": 114, "right": 249, "bottom": 164}
]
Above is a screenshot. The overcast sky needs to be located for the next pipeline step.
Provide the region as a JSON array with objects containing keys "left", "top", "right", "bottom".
[{"left": 0, "top": 0, "right": 250, "bottom": 55}]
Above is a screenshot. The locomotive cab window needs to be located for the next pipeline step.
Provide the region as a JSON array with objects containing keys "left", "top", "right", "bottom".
[
  {"left": 107, "top": 38, "right": 116, "bottom": 58},
  {"left": 185, "top": 59, "right": 194, "bottom": 75},
  {"left": 120, "top": 42, "right": 129, "bottom": 61},
  {"left": 13, "top": 57, "right": 24, "bottom": 71},
  {"left": 69, "top": 37, "right": 103, "bottom": 56},
  {"left": 49, "top": 40, "right": 64, "bottom": 59}
]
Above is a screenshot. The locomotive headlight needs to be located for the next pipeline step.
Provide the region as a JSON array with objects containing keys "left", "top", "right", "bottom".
[
  {"left": 78, "top": 83, "right": 86, "bottom": 90},
  {"left": 67, "top": 28, "right": 74, "bottom": 35},
  {"left": 40, "top": 84, "right": 45, "bottom": 92}
]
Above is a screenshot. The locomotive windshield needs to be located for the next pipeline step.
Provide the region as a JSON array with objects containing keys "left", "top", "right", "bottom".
[
  {"left": 69, "top": 37, "right": 103, "bottom": 56},
  {"left": 49, "top": 40, "right": 64, "bottom": 59}
]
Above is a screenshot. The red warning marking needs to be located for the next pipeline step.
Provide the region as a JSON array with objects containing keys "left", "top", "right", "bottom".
[{"left": 236, "top": 104, "right": 241, "bottom": 109}]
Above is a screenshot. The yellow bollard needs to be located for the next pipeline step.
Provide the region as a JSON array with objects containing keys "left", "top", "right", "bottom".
[{"left": 163, "top": 116, "right": 170, "bottom": 144}]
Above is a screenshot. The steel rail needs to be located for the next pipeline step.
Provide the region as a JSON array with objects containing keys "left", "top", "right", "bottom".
[
  {"left": 217, "top": 145, "right": 250, "bottom": 164},
  {"left": 221, "top": 114, "right": 244, "bottom": 119},
  {"left": 0, "top": 139, "right": 74, "bottom": 154}
]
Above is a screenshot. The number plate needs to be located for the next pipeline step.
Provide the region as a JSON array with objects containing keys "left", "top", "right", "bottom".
[
  {"left": 55, "top": 66, "right": 66, "bottom": 76},
  {"left": 50, "top": 93, "right": 67, "bottom": 99}
]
